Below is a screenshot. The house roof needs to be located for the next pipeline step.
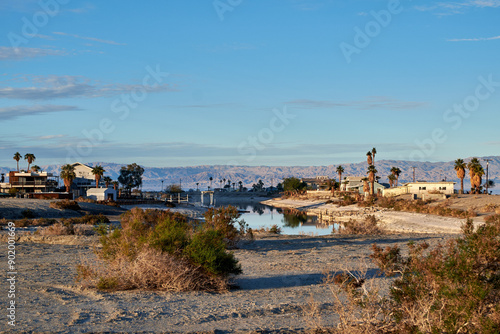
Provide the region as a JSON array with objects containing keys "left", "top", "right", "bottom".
[{"left": 403, "top": 181, "right": 456, "bottom": 186}]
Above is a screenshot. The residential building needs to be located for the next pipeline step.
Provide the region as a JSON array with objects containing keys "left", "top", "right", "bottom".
[
  {"left": 341, "top": 176, "right": 386, "bottom": 195},
  {"left": 0, "top": 171, "right": 58, "bottom": 194},
  {"left": 86, "top": 188, "right": 117, "bottom": 201},
  {"left": 71, "top": 162, "right": 104, "bottom": 197},
  {"left": 300, "top": 176, "right": 331, "bottom": 190},
  {"left": 383, "top": 181, "right": 456, "bottom": 198}
]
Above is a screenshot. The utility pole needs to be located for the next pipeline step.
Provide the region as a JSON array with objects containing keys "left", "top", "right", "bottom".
[
  {"left": 484, "top": 159, "right": 491, "bottom": 195},
  {"left": 412, "top": 167, "right": 416, "bottom": 183}
]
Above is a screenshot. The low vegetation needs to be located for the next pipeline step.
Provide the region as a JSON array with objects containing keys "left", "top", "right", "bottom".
[
  {"left": 49, "top": 200, "right": 81, "bottom": 211},
  {"left": 323, "top": 216, "right": 500, "bottom": 333},
  {"left": 363, "top": 197, "right": 477, "bottom": 219},
  {"left": 335, "top": 215, "right": 385, "bottom": 235},
  {"left": 77, "top": 206, "right": 249, "bottom": 292}
]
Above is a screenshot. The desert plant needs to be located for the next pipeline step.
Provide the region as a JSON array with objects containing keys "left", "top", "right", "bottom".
[
  {"left": 335, "top": 215, "right": 385, "bottom": 235},
  {"left": 49, "top": 200, "right": 81, "bottom": 211},
  {"left": 79, "top": 207, "right": 243, "bottom": 292},
  {"left": 39, "top": 222, "right": 74, "bottom": 236},
  {"left": 21, "top": 209, "right": 35, "bottom": 219}
]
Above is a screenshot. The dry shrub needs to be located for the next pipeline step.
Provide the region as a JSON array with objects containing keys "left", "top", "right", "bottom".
[
  {"left": 324, "top": 217, "right": 500, "bottom": 333},
  {"left": 335, "top": 215, "right": 385, "bottom": 235},
  {"left": 376, "top": 197, "right": 474, "bottom": 218},
  {"left": 77, "top": 247, "right": 226, "bottom": 292},
  {"left": 75, "top": 196, "right": 96, "bottom": 203},
  {"left": 61, "top": 214, "right": 110, "bottom": 225},
  {"left": 49, "top": 200, "right": 81, "bottom": 211},
  {"left": 39, "top": 222, "right": 74, "bottom": 235},
  {"left": 78, "top": 207, "right": 243, "bottom": 292},
  {"left": 318, "top": 261, "right": 391, "bottom": 334},
  {"left": 496, "top": 207, "right": 500, "bottom": 215},
  {"left": 74, "top": 224, "right": 95, "bottom": 236},
  {"left": 481, "top": 203, "right": 498, "bottom": 213}
]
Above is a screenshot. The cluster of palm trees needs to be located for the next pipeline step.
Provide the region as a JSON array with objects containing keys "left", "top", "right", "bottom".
[
  {"left": 454, "top": 158, "right": 485, "bottom": 194},
  {"left": 13, "top": 152, "right": 40, "bottom": 172},
  {"left": 388, "top": 167, "right": 402, "bottom": 188}
]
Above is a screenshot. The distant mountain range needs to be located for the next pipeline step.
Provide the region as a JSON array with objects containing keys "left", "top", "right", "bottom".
[{"left": 2, "top": 156, "right": 499, "bottom": 191}]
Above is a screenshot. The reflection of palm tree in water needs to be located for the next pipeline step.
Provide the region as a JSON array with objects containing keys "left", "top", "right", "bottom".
[{"left": 282, "top": 208, "right": 308, "bottom": 228}]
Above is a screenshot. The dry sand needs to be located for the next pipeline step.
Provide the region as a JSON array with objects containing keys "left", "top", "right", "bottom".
[
  {"left": 0, "top": 195, "right": 495, "bottom": 333},
  {"left": 1, "top": 233, "right": 452, "bottom": 333}
]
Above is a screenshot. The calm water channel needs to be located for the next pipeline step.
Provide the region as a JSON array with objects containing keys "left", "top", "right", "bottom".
[{"left": 230, "top": 204, "right": 335, "bottom": 236}]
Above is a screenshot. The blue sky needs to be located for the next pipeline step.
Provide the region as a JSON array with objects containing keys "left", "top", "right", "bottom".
[{"left": 1, "top": 0, "right": 499, "bottom": 168}]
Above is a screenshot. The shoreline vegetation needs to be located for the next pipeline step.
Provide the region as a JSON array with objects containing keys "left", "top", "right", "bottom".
[{"left": 1, "top": 192, "right": 499, "bottom": 333}]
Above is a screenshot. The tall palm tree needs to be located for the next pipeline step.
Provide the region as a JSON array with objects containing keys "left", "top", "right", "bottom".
[
  {"left": 454, "top": 159, "right": 466, "bottom": 194},
  {"left": 91, "top": 165, "right": 106, "bottom": 188},
  {"left": 388, "top": 174, "right": 396, "bottom": 188},
  {"left": 13, "top": 152, "right": 21, "bottom": 171},
  {"left": 467, "top": 158, "right": 481, "bottom": 193},
  {"left": 336, "top": 165, "right": 344, "bottom": 191},
  {"left": 209, "top": 176, "right": 213, "bottom": 190},
  {"left": 471, "top": 164, "right": 484, "bottom": 194},
  {"left": 238, "top": 181, "right": 243, "bottom": 191},
  {"left": 103, "top": 176, "right": 113, "bottom": 188},
  {"left": 219, "top": 179, "right": 223, "bottom": 189},
  {"left": 31, "top": 165, "right": 41, "bottom": 173},
  {"left": 371, "top": 147, "right": 377, "bottom": 166},
  {"left": 196, "top": 182, "right": 199, "bottom": 191},
  {"left": 24, "top": 153, "right": 36, "bottom": 171},
  {"left": 60, "top": 164, "right": 76, "bottom": 193},
  {"left": 112, "top": 181, "right": 119, "bottom": 191},
  {"left": 366, "top": 151, "right": 373, "bottom": 165},
  {"left": 367, "top": 165, "right": 378, "bottom": 196}
]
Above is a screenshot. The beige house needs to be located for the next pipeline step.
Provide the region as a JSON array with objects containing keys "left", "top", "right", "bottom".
[
  {"left": 71, "top": 162, "right": 104, "bottom": 196},
  {"left": 383, "top": 181, "right": 456, "bottom": 198},
  {"left": 341, "top": 176, "right": 386, "bottom": 195},
  {"left": 0, "top": 171, "right": 57, "bottom": 194}
]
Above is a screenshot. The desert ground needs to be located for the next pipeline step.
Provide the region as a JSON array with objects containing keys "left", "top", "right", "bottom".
[{"left": 0, "top": 194, "right": 498, "bottom": 333}]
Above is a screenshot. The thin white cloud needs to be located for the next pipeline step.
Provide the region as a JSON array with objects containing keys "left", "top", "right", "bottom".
[
  {"left": 53, "top": 32, "right": 126, "bottom": 46},
  {"left": 0, "top": 47, "right": 65, "bottom": 60},
  {"left": 0, "top": 105, "right": 81, "bottom": 120},
  {"left": 448, "top": 35, "right": 500, "bottom": 41},
  {"left": 0, "top": 75, "right": 176, "bottom": 100},
  {"left": 287, "top": 96, "right": 426, "bottom": 110},
  {"left": 38, "top": 135, "right": 66, "bottom": 140},
  {"left": 415, "top": 0, "right": 500, "bottom": 15}
]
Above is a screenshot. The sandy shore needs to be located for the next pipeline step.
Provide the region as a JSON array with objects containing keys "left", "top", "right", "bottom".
[
  {"left": 0, "top": 233, "right": 453, "bottom": 333},
  {"left": 261, "top": 197, "right": 489, "bottom": 234}
]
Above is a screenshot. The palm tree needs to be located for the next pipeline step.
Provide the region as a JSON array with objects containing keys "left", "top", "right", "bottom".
[
  {"left": 103, "top": 176, "right": 113, "bottom": 188},
  {"left": 390, "top": 167, "right": 402, "bottom": 187},
  {"left": 91, "top": 165, "right": 106, "bottom": 188},
  {"left": 13, "top": 152, "right": 21, "bottom": 171},
  {"left": 362, "top": 177, "right": 370, "bottom": 194},
  {"left": 112, "top": 181, "right": 119, "bottom": 191},
  {"left": 31, "top": 165, "right": 41, "bottom": 173},
  {"left": 209, "top": 176, "right": 213, "bottom": 190},
  {"left": 388, "top": 174, "right": 396, "bottom": 188},
  {"left": 219, "top": 179, "right": 223, "bottom": 190},
  {"left": 454, "top": 159, "right": 466, "bottom": 194},
  {"left": 196, "top": 182, "right": 199, "bottom": 191},
  {"left": 367, "top": 165, "right": 378, "bottom": 196},
  {"left": 24, "top": 153, "right": 36, "bottom": 171},
  {"left": 371, "top": 147, "right": 377, "bottom": 166},
  {"left": 467, "top": 158, "right": 481, "bottom": 194},
  {"left": 238, "top": 181, "right": 243, "bottom": 191},
  {"left": 60, "top": 164, "right": 76, "bottom": 193},
  {"left": 366, "top": 151, "right": 373, "bottom": 165},
  {"left": 470, "top": 163, "right": 484, "bottom": 194},
  {"left": 336, "top": 165, "right": 344, "bottom": 191}
]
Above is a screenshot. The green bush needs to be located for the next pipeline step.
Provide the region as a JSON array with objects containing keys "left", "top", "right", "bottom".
[
  {"left": 79, "top": 207, "right": 244, "bottom": 291},
  {"left": 185, "top": 229, "right": 242, "bottom": 276}
]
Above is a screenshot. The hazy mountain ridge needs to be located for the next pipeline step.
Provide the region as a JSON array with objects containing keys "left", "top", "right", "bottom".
[{"left": 2, "top": 156, "right": 498, "bottom": 191}]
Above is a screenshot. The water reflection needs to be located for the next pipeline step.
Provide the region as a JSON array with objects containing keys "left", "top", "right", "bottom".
[{"left": 230, "top": 204, "right": 334, "bottom": 236}]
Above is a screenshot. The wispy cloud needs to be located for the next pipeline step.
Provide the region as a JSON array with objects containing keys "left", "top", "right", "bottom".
[
  {"left": 415, "top": 0, "right": 500, "bottom": 15},
  {"left": 53, "top": 32, "right": 126, "bottom": 46},
  {"left": 0, "top": 47, "right": 65, "bottom": 60},
  {"left": 286, "top": 96, "right": 427, "bottom": 110},
  {"left": 0, "top": 105, "right": 81, "bottom": 120},
  {"left": 0, "top": 75, "right": 176, "bottom": 100},
  {"left": 447, "top": 35, "right": 500, "bottom": 41}
]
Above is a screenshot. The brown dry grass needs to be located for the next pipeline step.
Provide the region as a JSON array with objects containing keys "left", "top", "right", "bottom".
[
  {"left": 335, "top": 215, "right": 385, "bottom": 235},
  {"left": 77, "top": 247, "right": 227, "bottom": 292}
]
